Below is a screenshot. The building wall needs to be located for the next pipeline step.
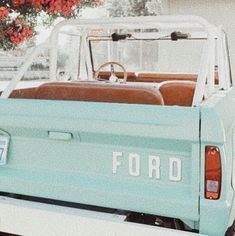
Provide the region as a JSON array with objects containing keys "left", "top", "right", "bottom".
[{"left": 165, "top": 0, "right": 235, "bottom": 77}]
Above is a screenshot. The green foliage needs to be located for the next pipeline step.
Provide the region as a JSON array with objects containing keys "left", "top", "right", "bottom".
[{"left": 106, "top": 0, "right": 161, "bottom": 17}]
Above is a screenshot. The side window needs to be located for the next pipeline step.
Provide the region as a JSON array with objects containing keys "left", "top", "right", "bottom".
[
  {"left": 56, "top": 32, "right": 82, "bottom": 81},
  {"left": 23, "top": 49, "right": 50, "bottom": 81}
]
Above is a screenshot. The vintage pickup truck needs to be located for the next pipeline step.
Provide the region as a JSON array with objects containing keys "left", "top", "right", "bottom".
[{"left": 0, "top": 15, "right": 233, "bottom": 236}]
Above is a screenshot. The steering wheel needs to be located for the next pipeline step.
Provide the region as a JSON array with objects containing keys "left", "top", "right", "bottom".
[{"left": 94, "top": 61, "right": 128, "bottom": 83}]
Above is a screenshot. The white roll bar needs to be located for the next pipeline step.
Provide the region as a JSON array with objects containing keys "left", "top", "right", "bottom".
[
  {"left": 0, "top": 15, "right": 231, "bottom": 106},
  {"left": 49, "top": 15, "right": 221, "bottom": 106}
]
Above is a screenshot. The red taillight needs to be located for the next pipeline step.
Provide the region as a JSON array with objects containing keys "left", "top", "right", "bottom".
[{"left": 205, "top": 146, "right": 221, "bottom": 200}]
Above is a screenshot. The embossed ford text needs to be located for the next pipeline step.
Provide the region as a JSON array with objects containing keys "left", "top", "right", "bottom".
[{"left": 112, "top": 152, "right": 182, "bottom": 181}]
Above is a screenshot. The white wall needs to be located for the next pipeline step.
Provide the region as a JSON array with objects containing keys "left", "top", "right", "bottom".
[{"left": 165, "top": 0, "right": 235, "bottom": 77}]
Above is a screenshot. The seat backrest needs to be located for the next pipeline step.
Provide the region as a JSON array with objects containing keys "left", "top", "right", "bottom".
[
  {"left": 159, "top": 81, "right": 196, "bottom": 106},
  {"left": 10, "top": 87, "right": 37, "bottom": 99},
  {"left": 137, "top": 73, "right": 197, "bottom": 83},
  {"left": 33, "top": 82, "right": 164, "bottom": 105}
]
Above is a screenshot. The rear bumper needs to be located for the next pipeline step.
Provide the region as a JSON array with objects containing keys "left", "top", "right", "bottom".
[{"left": 0, "top": 196, "right": 206, "bottom": 236}]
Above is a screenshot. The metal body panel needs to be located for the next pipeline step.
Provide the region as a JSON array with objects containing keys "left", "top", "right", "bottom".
[
  {"left": 0, "top": 99, "right": 200, "bottom": 221},
  {"left": 199, "top": 88, "right": 235, "bottom": 236}
]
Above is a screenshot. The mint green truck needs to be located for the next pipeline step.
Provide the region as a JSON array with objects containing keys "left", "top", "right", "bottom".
[{"left": 0, "top": 16, "right": 234, "bottom": 236}]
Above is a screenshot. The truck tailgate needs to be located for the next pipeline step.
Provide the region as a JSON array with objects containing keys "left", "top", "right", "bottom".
[{"left": 0, "top": 100, "right": 200, "bottom": 221}]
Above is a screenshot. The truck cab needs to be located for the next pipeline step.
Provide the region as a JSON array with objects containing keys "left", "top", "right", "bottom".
[{"left": 0, "top": 15, "right": 234, "bottom": 236}]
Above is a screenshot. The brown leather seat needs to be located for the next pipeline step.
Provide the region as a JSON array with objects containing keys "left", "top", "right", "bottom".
[
  {"left": 137, "top": 73, "right": 198, "bottom": 83},
  {"left": 28, "top": 82, "right": 164, "bottom": 105},
  {"left": 159, "top": 81, "right": 196, "bottom": 106},
  {"left": 10, "top": 87, "right": 37, "bottom": 99}
]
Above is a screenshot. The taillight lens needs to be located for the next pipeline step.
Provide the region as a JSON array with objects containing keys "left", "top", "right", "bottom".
[{"left": 205, "top": 146, "right": 221, "bottom": 200}]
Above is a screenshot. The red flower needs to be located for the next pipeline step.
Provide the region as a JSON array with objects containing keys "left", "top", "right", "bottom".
[
  {"left": 7, "top": 19, "right": 33, "bottom": 45},
  {"left": 11, "top": 0, "right": 26, "bottom": 7},
  {"left": 2, "top": 0, "right": 98, "bottom": 51},
  {"left": 48, "top": 0, "right": 81, "bottom": 16},
  {"left": 12, "top": 0, "right": 81, "bottom": 16},
  {"left": 31, "top": 0, "right": 51, "bottom": 9},
  {"left": 31, "top": 0, "right": 80, "bottom": 16},
  {"left": 0, "top": 7, "right": 9, "bottom": 20}
]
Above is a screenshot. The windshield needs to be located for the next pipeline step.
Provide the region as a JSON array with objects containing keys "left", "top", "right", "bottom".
[{"left": 89, "top": 33, "right": 205, "bottom": 74}]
